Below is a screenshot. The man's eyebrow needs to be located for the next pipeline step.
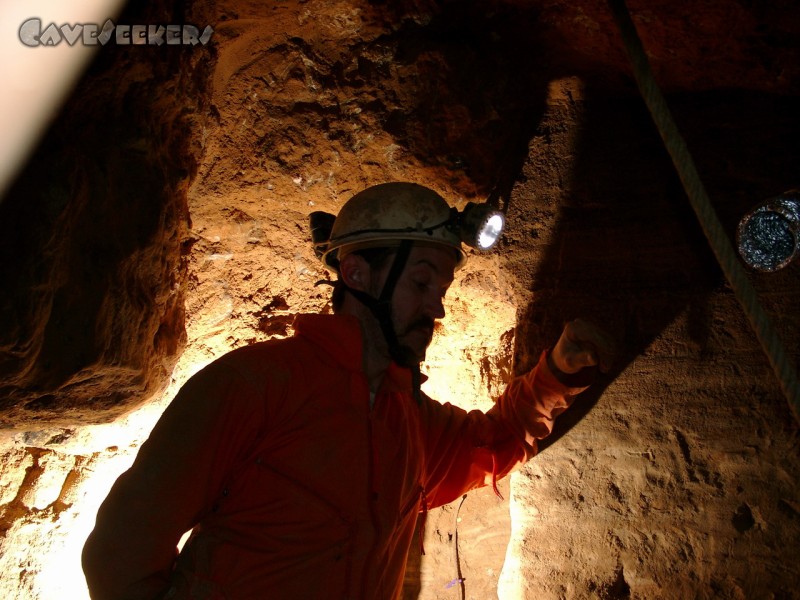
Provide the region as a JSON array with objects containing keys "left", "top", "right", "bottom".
[{"left": 411, "top": 259, "right": 454, "bottom": 283}]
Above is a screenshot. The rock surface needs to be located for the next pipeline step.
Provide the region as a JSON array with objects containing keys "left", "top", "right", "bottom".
[{"left": 0, "top": 0, "right": 798, "bottom": 598}]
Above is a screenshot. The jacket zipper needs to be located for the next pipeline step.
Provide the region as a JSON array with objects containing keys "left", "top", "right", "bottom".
[{"left": 356, "top": 375, "right": 382, "bottom": 599}]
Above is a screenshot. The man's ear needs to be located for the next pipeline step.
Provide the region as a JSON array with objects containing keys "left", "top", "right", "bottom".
[{"left": 339, "top": 253, "right": 370, "bottom": 291}]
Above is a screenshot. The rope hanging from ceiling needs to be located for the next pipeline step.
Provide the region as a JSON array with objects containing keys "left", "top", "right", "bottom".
[{"left": 607, "top": 0, "right": 800, "bottom": 424}]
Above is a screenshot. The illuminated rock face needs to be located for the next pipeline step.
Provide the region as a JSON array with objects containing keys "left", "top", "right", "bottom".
[{"left": 0, "top": 1, "right": 799, "bottom": 599}]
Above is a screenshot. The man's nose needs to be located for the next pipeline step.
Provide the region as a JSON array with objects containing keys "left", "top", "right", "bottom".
[{"left": 426, "top": 293, "right": 446, "bottom": 320}]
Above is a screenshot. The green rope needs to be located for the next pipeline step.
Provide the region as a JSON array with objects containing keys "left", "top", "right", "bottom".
[{"left": 607, "top": 0, "right": 800, "bottom": 423}]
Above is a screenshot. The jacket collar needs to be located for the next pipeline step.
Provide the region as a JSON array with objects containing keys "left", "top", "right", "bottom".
[{"left": 293, "top": 314, "right": 419, "bottom": 394}]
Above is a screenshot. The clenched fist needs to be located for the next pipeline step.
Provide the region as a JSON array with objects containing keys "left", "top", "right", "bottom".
[{"left": 549, "top": 319, "right": 616, "bottom": 379}]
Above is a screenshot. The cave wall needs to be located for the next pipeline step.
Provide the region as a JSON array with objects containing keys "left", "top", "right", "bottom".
[
  {"left": 0, "top": 0, "right": 798, "bottom": 598},
  {"left": 0, "top": 1, "right": 211, "bottom": 428},
  {"left": 498, "top": 78, "right": 800, "bottom": 598}
]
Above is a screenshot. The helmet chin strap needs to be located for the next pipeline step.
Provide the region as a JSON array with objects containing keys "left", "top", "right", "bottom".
[{"left": 342, "top": 240, "right": 423, "bottom": 404}]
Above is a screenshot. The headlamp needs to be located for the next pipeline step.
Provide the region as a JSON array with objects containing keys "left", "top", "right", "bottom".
[{"left": 457, "top": 202, "right": 506, "bottom": 251}]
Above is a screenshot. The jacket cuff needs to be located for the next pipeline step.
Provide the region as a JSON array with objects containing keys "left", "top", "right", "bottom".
[{"left": 544, "top": 349, "right": 597, "bottom": 389}]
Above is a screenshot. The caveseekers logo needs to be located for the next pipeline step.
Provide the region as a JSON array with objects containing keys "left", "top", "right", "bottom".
[{"left": 19, "top": 18, "right": 213, "bottom": 47}]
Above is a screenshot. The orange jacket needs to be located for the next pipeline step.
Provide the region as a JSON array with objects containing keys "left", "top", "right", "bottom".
[{"left": 82, "top": 314, "right": 584, "bottom": 599}]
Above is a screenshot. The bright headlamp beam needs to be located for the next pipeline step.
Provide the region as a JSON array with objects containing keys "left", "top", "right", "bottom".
[
  {"left": 476, "top": 213, "right": 505, "bottom": 250},
  {"left": 460, "top": 202, "right": 505, "bottom": 250},
  {"left": 0, "top": 0, "right": 127, "bottom": 203}
]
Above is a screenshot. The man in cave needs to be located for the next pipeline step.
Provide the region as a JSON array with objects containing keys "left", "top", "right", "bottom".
[{"left": 82, "top": 181, "right": 614, "bottom": 599}]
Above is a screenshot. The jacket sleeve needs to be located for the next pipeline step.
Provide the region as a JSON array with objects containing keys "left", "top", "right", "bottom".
[
  {"left": 81, "top": 359, "right": 268, "bottom": 600},
  {"left": 420, "top": 350, "right": 588, "bottom": 509}
]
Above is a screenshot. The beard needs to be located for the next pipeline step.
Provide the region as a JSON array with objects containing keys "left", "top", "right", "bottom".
[
  {"left": 393, "top": 316, "right": 435, "bottom": 367},
  {"left": 357, "top": 296, "right": 435, "bottom": 368}
]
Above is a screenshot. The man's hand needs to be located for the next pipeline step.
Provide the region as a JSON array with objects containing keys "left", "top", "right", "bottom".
[{"left": 550, "top": 318, "right": 616, "bottom": 376}]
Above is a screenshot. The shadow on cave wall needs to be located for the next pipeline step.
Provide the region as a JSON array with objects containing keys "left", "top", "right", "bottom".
[
  {"left": 512, "top": 88, "right": 800, "bottom": 453},
  {"left": 379, "top": 1, "right": 556, "bottom": 199}
]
